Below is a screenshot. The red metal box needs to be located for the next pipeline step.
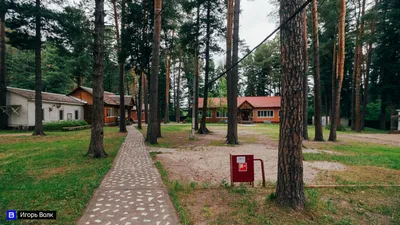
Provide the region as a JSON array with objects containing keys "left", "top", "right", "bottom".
[{"left": 230, "top": 154, "right": 254, "bottom": 184}]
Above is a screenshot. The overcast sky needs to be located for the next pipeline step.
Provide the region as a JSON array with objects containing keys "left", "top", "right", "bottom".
[{"left": 214, "top": 0, "right": 279, "bottom": 66}]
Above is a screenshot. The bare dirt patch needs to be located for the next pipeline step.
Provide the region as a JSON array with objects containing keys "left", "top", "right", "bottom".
[
  {"left": 339, "top": 133, "right": 400, "bottom": 146},
  {"left": 156, "top": 144, "right": 346, "bottom": 185},
  {"left": 31, "top": 166, "right": 70, "bottom": 180}
]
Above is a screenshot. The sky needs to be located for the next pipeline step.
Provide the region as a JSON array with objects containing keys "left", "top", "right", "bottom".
[{"left": 213, "top": 0, "right": 279, "bottom": 66}]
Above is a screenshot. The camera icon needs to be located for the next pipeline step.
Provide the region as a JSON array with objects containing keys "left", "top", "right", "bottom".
[{"left": 6, "top": 210, "right": 17, "bottom": 220}]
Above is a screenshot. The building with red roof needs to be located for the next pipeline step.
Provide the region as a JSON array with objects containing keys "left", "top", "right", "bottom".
[{"left": 198, "top": 96, "right": 281, "bottom": 123}]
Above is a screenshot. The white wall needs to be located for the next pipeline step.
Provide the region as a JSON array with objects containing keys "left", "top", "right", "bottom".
[
  {"left": 6, "top": 92, "right": 29, "bottom": 126},
  {"left": 28, "top": 101, "right": 84, "bottom": 126}
]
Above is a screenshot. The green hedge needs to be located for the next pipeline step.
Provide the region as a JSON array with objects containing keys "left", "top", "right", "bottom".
[{"left": 44, "top": 120, "right": 88, "bottom": 131}]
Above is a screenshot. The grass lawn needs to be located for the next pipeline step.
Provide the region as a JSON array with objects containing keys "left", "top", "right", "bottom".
[
  {"left": 0, "top": 127, "right": 127, "bottom": 225},
  {"left": 144, "top": 123, "right": 399, "bottom": 224}
]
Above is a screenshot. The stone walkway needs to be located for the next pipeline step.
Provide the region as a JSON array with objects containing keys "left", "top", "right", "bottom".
[{"left": 77, "top": 126, "right": 180, "bottom": 225}]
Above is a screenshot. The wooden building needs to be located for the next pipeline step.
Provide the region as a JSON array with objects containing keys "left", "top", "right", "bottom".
[
  {"left": 198, "top": 96, "right": 281, "bottom": 124},
  {"left": 68, "top": 86, "right": 134, "bottom": 124}
]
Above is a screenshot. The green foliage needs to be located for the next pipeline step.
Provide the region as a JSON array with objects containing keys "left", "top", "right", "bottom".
[
  {"left": 0, "top": 127, "right": 126, "bottom": 225},
  {"left": 326, "top": 123, "right": 347, "bottom": 131},
  {"left": 43, "top": 120, "right": 88, "bottom": 131},
  {"left": 305, "top": 189, "right": 319, "bottom": 210}
]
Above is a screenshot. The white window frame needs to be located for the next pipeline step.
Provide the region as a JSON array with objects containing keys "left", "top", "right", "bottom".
[
  {"left": 107, "top": 108, "right": 115, "bottom": 118},
  {"left": 216, "top": 111, "right": 227, "bottom": 118},
  {"left": 257, "top": 110, "right": 274, "bottom": 118}
]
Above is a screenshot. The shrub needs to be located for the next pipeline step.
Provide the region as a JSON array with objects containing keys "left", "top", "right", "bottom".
[
  {"left": 326, "top": 123, "right": 347, "bottom": 131},
  {"left": 43, "top": 120, "right": 88, "bottom": 131}
]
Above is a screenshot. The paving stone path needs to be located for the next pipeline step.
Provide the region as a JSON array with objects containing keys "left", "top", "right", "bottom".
[{"left": 77, "top": 126, "right": 180, "bottom": 225}]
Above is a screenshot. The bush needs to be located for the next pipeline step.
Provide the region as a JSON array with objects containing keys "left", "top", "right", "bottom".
[
  {"left": 44, "top": 120, "right": 88, "bottom": 131},
  {"left": 325, "top": 123, "right": 347, "bottom": 131}
]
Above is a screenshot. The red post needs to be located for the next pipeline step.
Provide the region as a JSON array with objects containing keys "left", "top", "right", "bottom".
[{"left": 254, "top": 159, "right": 266, "bottom": 187}]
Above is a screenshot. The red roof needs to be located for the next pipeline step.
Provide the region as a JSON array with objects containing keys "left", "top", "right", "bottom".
[
  {"left": 68, "top": 86, "right": 134, "bottom": 106},
  {"left": 198, "top": 96, "right": 281, "bottom": 109}
]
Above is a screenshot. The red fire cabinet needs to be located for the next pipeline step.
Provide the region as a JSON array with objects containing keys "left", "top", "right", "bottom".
[{"left": 230, "top": 154, "right": 254, "bottom": 186}]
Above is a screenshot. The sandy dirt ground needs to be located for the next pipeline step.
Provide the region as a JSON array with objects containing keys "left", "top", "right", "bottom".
[
  {"left": 156, "top": 144, "right": 346, "bottom": 185},
  {"left": 339, "top": 133, "right": 400, "bottom": 146}
]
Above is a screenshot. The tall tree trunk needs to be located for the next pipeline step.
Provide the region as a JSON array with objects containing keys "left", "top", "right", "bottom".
[
  {"left": 157, "top": 87, "right": 161, "bottom": 137},
  {"left": 328, "top": 0, "right": 346, "bottom": 142},
  {"left": 303, "top": 11, "right": 309, "bottom": 140},
  {"left": 0, "top": 0, "right": 6, "bottom": 129},
  {"left": 276, "top": 0, "right": 306, "bottom": 209},
  {"left": 312, "top": 0, "right": 324, "bottom": 141},
  {"left": 112, "top": 0, "right": 120, "bottom": 52},
  {"left": 390, "top": 102, "right": 395, "bottom": 132},
  {"left": 227, "top": 0, "right": 239, "bottom": 144},
  {"left": 199, "top": 0, "right": 211, "bottom": 134},
  {"left": 175, "top": 50, "right": 182, "bottom": 123},
  {"left": 361, "top": 0, "right": 377, "bottom": 130},
  {"left": 164, "top": 53, "right": 170, "bottom": 124},
  {"left": 146, "top": 0, "right": 162, "bottom": 144},
  {"left": 118, "top": 0, "right": 127, "bottom": 132},
  {"left": 226, "top": 0, "right": 233, "bottom": 139},
  {"left": 351, "top": 45, "right": 358, "bottom": 131},
  {"left": 354, "top": 0, "right": 366, "bottom": 132},
  {"left": 87, "top": 0, "right": 106, "bottom": 157},
  {"left": 33, "top": 0, "right": 45, "bottom": 136},
  {"left": 194, "top": 5, "right": 200, "bottom": 131},
  {"left": 144, "top": 75, "right": 148, "bottom": 124},
  {"left": 138, "top": 72, "right": 143, "bottom": 129},
  {"left": 324, "top": 85, "right": 329, "bottom": 125},
  {"left": 331, "top": 41, "right": 337, "bottom": 126}
]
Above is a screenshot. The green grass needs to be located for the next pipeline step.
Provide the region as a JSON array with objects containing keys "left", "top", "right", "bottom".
[
  {"left": 0, "top": 127, "right": 127, "bottom": 225},
  {"left": 304, "top": 142, "right": 400, "bottom": 170},
  {"left": 153, "top": 155, "right": 193, "bottom": 225}
]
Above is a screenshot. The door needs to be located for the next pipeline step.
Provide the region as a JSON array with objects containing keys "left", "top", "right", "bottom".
[{"left": 242, "top": 110, "right": 250, "bottom": 121}]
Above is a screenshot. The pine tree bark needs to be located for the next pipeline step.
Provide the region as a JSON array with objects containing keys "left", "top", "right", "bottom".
[
  {"left": 33, "top": 0, "right": 45, "bottom": 136},
  {"left": 226, "top": 0, "right": 233, "bottom": 139},
  {"left": 276, "top": 0, "right": 306, "bottom": 209},
  {"left": 87, "top": 0, "right": 106, "bottom": 157},
  {"left": 164, "top": 53, "right": 170, "bottom": 124},
  {"left": 355, "top": 0, "right": 366, "bottom": 132},
  {"left": 199, "top": 0, "right": 212, "bottom": 134},
  {"left": 194, "top": 5, "right": 200, "bottom": 131},
  {"left": 329, "top": 0, "right": 346, "bottom": 142},
  {"left": 0, "top": 0, "right": 6, "bottom": 129},
  {"left": 146, "top": 0, "right": 162, "bottom": 144},
  {"left": 144, "top": 75, "right": 149, "bottom": 124},
  {"left": 137, "top": 72, "right": 143, "bottom": 129},
  {"left": 175, "top": 50, "right": 182, "bottom": 123},
  {"left": 361, "top": 0, "right": 377, "bottom": 130},
  {"left": 227, "top": 0, "right": 239, "bottom": 144},
  {"left": 312, "top": 0, "right": 324, "bottom": 141},
  {"left": 331, "top": 41, "right": 337, "bottom": 126},
  {"left": 303, "top": 11, "right": 309, "bottom": 140},
  {"left": 118, "top": 0, "right": 127, "bottom": 133}
]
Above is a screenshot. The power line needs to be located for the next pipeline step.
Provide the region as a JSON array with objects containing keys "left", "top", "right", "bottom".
[{"left": 208, "top": 0, "right": 319, "bottom": 87}]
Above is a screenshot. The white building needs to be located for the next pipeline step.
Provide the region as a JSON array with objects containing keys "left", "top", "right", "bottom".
[{"left": 2, "top": 87, "right": 86, "bottom": 128}]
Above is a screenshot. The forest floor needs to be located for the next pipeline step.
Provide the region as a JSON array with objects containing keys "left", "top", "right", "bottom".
[
  {"left": 138, "top": 123, "right": 400, "bottom": 225},
  {"left": 0, "top": 127, "right": 127, "bottom": 225}
]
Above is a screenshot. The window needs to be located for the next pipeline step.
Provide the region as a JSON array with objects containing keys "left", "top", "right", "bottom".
[
  {"left": 216, "top": 111, "right": 227, "bottom": 118},
  {"left": 75, "top": 110, "right": 79, "bottom": 120},
  {"left": 42, "top": 109, "right": 45, "bottom": 121},
  {"left": 207, "top": 111, "right": 212, "bottom": 118},
  {"left": 279, "top": 110, "right": 281, "bottom": 118},
  {"left": 257, "top": 110, "right": 274, "bottom": 118},
  {"left": 106, "top": 108, "right": 115, "bottom": 117},
  {"left": 59, "top": 110, "right": 64, "bottom": 120}
]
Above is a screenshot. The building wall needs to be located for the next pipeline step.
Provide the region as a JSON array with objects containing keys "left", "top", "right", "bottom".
[
  {"left": 253, "top": 107, "right": 280, "bottom": 123},
  {"left": 6, "top": 92, "right": 29, "bottom": 126},
  {"left": 28, "top": 101, "right": 84, "bottom": 126},
  {"left": 69, "top": 89, "right": 93, "bottom": 105},
  {"left": 198, "top": 107, "right": 281, "bottom": 123},
  {"left": 131, "top": 110, "right": 146, "bottom": 122},
  {"left": 104, "top": 106, "right": 118, "bottom": 124}
]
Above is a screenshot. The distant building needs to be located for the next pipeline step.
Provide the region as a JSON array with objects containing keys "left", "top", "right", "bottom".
[
  {"left": 2, "top": 87, "right": 86, "bottom": 128},
  {"left": 68, "top": 86, "right": 134, "bottom": 124},
  {"left": 198, "top": 96, "right": 281, "bottom": 124}
]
